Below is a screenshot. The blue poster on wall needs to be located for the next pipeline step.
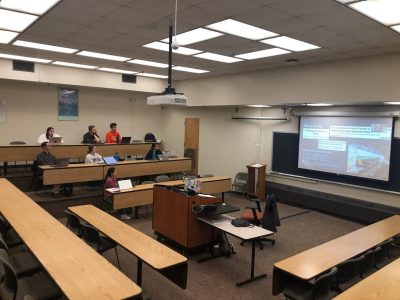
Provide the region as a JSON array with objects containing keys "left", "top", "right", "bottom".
[{"left": 58, "top": 88, "right": 78, "bottom": 120}]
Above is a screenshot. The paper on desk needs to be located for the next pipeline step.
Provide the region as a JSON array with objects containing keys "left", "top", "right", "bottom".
[
  {"left": 198, "top": 193, "right": 216, "bottom": 198},
  {"left": 106, "top": 188, "right": 120, "bottom": 192}
]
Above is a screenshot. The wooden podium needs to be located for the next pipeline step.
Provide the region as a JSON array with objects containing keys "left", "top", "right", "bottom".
[{"left": 246, "top": 163, "right": 266, "bottom": 201}]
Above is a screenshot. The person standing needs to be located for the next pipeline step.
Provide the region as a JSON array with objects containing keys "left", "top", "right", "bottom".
[
  {"left": 103, "top": 167, "right": 131, "bottom": 220},
  {"left": 105, "top": 123, "right": 121, "bottom": 144},
  {"left": 85, "top": 145, "right": 103, "bottom": 163},
  {"left": 37, "top": 127, "right": 64, "bottom": 144},
  {"left": 82, "top": 125, "right": 101, "bottom": 144}
]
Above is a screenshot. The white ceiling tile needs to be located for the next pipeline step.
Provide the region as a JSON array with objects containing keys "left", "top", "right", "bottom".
[
  {"left": 58, "top": 0, "right": 120, "bottom": 17},
  {"left": 128, "top": 0, "right": 189, "bottom": 17},
  {"left": 177, "top": 6, "right": 225, "bottom": 26},
  {"left": 198, "top": 0, "right": 263, "bottom": 17},
  {"left": 270, "top": 0, "right": 339, "bottom": 16},
  {"left": 106, "top": 7, "right": 161, "bottom": 27},
  {"left": 235, "top": 5, "right": 292, "bottom": 26}
]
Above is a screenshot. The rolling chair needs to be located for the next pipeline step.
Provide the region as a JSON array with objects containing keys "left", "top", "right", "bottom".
[
  {"left": 65, "top": 210, "right": 83, "bottom": 237},
  {"left": 335, "top": 255, "right": 364, "bottom": 292},
  {"left": 155, "top": 175, "right": 170, "bottom": 183}
]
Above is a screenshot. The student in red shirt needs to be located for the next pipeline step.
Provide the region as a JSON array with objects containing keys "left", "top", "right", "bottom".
[{"left": 105, "top": 122, "right": 122, "bottom": 144}]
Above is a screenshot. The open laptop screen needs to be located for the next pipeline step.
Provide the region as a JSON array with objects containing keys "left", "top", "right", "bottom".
[{"left": 103, "top": 156, "right": 118, "bottom": 165}]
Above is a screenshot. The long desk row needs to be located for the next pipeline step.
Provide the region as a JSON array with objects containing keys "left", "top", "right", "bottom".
[
  {"left": 273, "top": 215, "right": 400, "bottom": 296},
  {"left": 108, "top": 176, "right": 231, "bottom": 210},
  {"left": 0, "top": 178, "right": 141, "bottom": 299},
  {"left": 39, "top": 157, "right": 192, "bottom": 185}
]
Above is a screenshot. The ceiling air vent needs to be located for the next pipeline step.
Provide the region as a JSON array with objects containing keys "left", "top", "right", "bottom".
[
  {"left": 12, "top": 60, "right": 35, "bottom": 72},
  {"left": 122, "top": 74, "right": 136, "bottom": 84}
]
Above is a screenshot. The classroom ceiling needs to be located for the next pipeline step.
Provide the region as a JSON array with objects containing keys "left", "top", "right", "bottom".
[{"left": 1, "top": 0, "right": 400, "bottom": 81}]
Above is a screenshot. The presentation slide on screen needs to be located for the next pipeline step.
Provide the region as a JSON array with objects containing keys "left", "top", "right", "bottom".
[{"left": 298, "top": 116, "right": 393, "bottom": 181}]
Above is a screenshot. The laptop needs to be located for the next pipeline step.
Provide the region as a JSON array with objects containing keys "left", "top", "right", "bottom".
[
  {"left": 49, "top": 136, "right": 62, "bottom": 144},
  {"left": 118, "top": 179, "right": 133, "bottom": 191},
  {"left": 51, "top": 157, "right": 70, "bottom": 167},
  {"left": 157, "top": 153, "right": 168, "bottom": 161},
  {"left": 103, "top": 156, "right": 118, "bottom": 165},
  {"left": 121, "top": 137, "right": 131, "bottom": 144}
]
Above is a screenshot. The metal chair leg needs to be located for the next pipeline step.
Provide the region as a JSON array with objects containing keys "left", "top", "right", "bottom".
[{"left": 115, "top": 247, "right": 121, "bottom": 269}]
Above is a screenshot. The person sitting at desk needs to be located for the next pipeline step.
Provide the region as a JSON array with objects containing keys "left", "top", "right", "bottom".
[
  {"left": 104, "top": 167, "right": 131, "bottom": 220},
  {"left": 85, "top": 145, "right": 103, "bottom": 164},
  {"left": 82, "top": 125, "right": 101, "bottom": 144},
  {"left": 37, "top": 127, "right": 64, "bottom": 144},
  {"left": 145, "top": 144, "right": 162, "bottom": 160},
  {"left": 37, "top": 142, "right": 60, "bottom": 195},
  {"left": 105, "top": 122, "right": 121, "bottom": 144}
]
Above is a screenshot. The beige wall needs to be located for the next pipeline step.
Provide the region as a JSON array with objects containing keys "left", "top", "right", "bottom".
[
  {"left": 0, "top": 79, "right": 163, "bottom": 145},
  {"left": 176, "top": 52, "right": 400, "bottom": 106}
]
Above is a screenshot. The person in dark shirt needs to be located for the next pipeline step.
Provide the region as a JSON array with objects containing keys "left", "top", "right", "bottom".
[
  {"left": 82, "top": 125, "right": 101, "bottom": 144},
  {"left": 145, "top": 144, "right": 162, "bottom": 160},
  {"left": 37, "top": 142, "right": 56, "bottom": 166}
]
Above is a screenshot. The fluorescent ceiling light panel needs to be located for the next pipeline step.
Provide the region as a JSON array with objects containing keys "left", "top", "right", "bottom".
[
  {"left": 246, "top": 104, "right": 271, "bottom": 108},
  {"left": 77, "top": 51, "right": 130, "bottom": 62},
  {"left": 194, "top": 52, "right": 242, "bottom": 63},
  {"left": 391, "top": 24, "right": 400, "bottom": 33},
  {"left": 98, "top": 68, "right": 137, "bottom": 74},
  {"left": 52, "top": 61, "right": 97, "bottom": 69},
  {"left": 0, "top": 53, "right": 51, "bottom": 63},
  {"left": 161, "top": 28, "right": 223, "bottom": 46},
  {"left": 143, "top": 41, "right": 202, "bottom": 55},
  {"left": 13, "top": 40, "right": 78, "bottom": 53},
  {"left": 261, "top": 36, "right": 320, "bottom": 52},
  {"left": 172, "top": 66, "right": 209, "bottom": 74},
  {"left": 336, "top": 0, "right": 357, "bottom": 3},
  {"left": 206, "top": 19, "right": 278, "bottom": 40},
  {"left": 0, "top": 30, "right": 19, "bottom": 44},
  {"left": 350, "top": 0, "right": 400, "bottom": 26},
  {"left": 235, "top": 48, "right": 290, "bottom": 60},
  {"left": 307, "top": 103, "right": 333, "bottom": 107},
  {"left": 137, "top": 73, "right": 168, "bottom": 79},
  {"left": 127, "top": 59, "right": 168, "bottom": 68},
  {"left": 384, "top": 102, "right": 400, "bottom": 105},
  {"left": 0, "top": 0, "right": 61, "bottom": 15},
  {"left": 0, "top": 9, "right": 38, "bottom": 32}
]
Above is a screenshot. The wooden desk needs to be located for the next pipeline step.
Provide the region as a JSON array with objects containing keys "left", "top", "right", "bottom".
[
  {"left": 68, "top": 205, "right": 188, "bottom": 289},
  {"left": 105, "top": 158, "right": 192, "bottom": 178},
  {"left": 108, "top": 176, "right": 231, "bottom": 210},
  {"left": 273, "top": 215, "right": 400, "bottom": 295},
  {"left": 40, "top": 157, "right": 191, "bottom": 185},
  {"left": 0, "top": 179, "right": 141, "bottom": 299},
  {"left": 333, "top": 258, "right": 400, "bottom": 300}
]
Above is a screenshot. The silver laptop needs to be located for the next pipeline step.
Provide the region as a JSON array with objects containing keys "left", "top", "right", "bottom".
[
  {"left": 49, "top": 136, "right": 62, "bottom": 144},
  {"left": 118, "top": 179, "right": 133, "bottom": 191},
  {"left": 51, "top": 157, "right": 70, "bottom": 167},
  {"left": 157, "top": 153, "right": 168, "bottom": 161}
]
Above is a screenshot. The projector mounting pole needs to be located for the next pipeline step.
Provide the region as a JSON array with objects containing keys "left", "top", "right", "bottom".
[{"left": 165, "top": 25, "right": 175, "bottom": 94}]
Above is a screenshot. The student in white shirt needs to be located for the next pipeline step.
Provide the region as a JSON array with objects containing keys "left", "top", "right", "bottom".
[
  {"left": 85, "top": 145, "right": 103, "bottom": 163},
  {"left": 37, "top": 127, "right": 64, "bottom": 144}
]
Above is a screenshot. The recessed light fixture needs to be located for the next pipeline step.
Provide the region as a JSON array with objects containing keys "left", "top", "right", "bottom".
[
  {"left": 172, "top": 66, "right": 209, "bottom": 73},
  {"left": 77, "top": 51, "right": 130, "bottom": 62},
  {"left": 0, "top": 30, "right": 19, "bottom": 44},
  {"left": 0, "top": 9, "right": 38, "bottom": 32},
  {"left": 336, "top": 0, "right": 357, "bottom": 3},
  {"left": 127, "top": 59, "right": 169, "bottom": 68},
  {"left": 143, "top": 41, "right": 202, "bottom": 56},
  {"left": 161, "top": 28, "right": 223, "bottom": 46},
  {"left": 384, "top": 102, "right": 400, "bottom": 105},
  {"left": 98, "top": 68, "right": 137, "bottom": 74},
  {"left": 206, "top": 19, "right": 278, "bottom": 40},
  {"left": 307, "top": 103, "right": 334, "bottom": 106},
  {"left": 350, "top": 0, "right": 400, "bottom": 26},
  {"left": 137, "top": 73, "right": 168, "bottom": 79},
  {"left": 235, "top": 48, "right": 290, "bottom": 60},
  {"left": 261, "top": 36, "right": 320, "bottom": 52},
  {"left": 52, "top": 61, "right": 97, "bottom": 69},
  {"left": 13, "top": 40, "right": 78, "bottom": 53},
  {"left": 194, "top": 52, "right": 242, "bottom": 63},
  {"left": 391, "top": 24, "right": 400, "bottom": 33},
  {"left": 0, "top": 0, "right": 61, "bottom": 15},
  {"left": 246, "top": 104, "right": 271, "bottom": 108},
  {"left": 0, "top": 53, "right": 51, "bottom": 63}
]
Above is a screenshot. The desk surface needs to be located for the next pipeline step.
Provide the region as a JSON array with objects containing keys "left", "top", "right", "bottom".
[
  {"left": 0, "top": 179, "right": 141, "bottom": 300},
  {"left": 334, "top": 258, "right": 400, "bottom": 300},
  {"left": 69, "top": 205, "right": 187, "bottom": 270},
  {"left": 198, "top": 214, "right": 273, "bottom": 241},
  {"left": 274, "top": 215, "right": 400, "bottom": 280},
  {"left": 159, "top": 176, "right": 231, "bottom": 186}
]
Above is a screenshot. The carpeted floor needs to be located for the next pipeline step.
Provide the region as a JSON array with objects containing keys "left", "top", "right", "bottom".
[{"left": 57, "top": 193, "right": 363, "bottom": 300}]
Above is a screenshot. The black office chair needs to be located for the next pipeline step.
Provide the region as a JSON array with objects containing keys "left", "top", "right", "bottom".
[
  {"left": 375, "top": 238, "right": 393, "bottom": 268},
  {"left": 240, "top": 194, "right": 279, "bottom": 249},
  {"left": 360, "top": 247, "right": 380, "bottom": 278},
  {"left": 155, "top": 175, "right": 170, "bottom": 183},
  {"left": 80, "top": 223, "right": 121, "bottom": 269},
  {"left": 0, "top": 238, "right": 42, "bottom": 278},
  {"left": 335, "top": 255, "right": 364, "bottom": 292},
  {"left": 283, "top": 267, "right": 338, "bottom": 300},
  {"left": 0, "top": 216, "right": 23, "bottom": 248},
  {"left": 0, "top": 255, "right": 62, "bottom": 300},
  {"left": 65, "top": 210, "right": 83, "bottom": 237},
  {"left": 389, "top": 234, "right": 400, "bottom": 260}
]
